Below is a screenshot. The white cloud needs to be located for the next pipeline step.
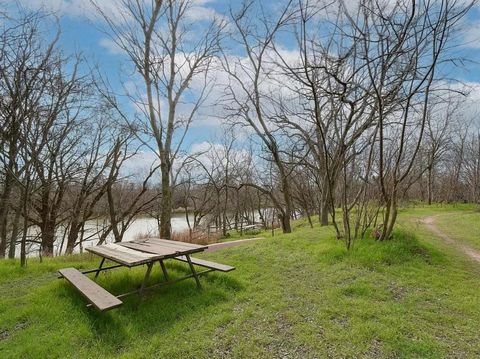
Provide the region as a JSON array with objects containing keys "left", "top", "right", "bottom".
[
  {"left": 120, "top": 139, "right": 253, "bottom": 182},
  {"left": 121, "top": 150, "right": 159, "bottom": 177},
  {"left": 463, "top": 22, "right": 480, "bottom": 48},
  {"left": 190, "top": 141, "right": 211, "bottom": 153},
  {"left": 187, "top": 141, "right": 252, "bottom": 172},
  {"left": 11, "top": 0, "right": 224, "bottom": 25},
  {"left": 99, "top": 38, "right": 124, "bottom": 55},
  {"left": 186, "top": 4, "right": 221, "bottom": 22},
  {"left": 13, "top": 0, "right": 127, "bottom": 22},
  {"left": 430, "top": 80, "right": 480, "bottom": 129},
  {"left": 191, "top": 0, "right": 216, "bottom": 5}
]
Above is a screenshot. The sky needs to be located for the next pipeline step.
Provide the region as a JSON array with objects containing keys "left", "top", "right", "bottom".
[{"left": 2, "top": 0, "right": 480, "bottom": 174}]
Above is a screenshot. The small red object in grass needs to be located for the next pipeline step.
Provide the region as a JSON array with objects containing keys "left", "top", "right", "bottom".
[{"left": 372, "top": 226, "right": 382, "bottom": 240}]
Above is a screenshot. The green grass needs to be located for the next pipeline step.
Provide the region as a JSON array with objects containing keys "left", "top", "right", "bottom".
[
  {"left": 431, "top": 209, "right": 480, "bottom": 252},
  {"left": 1, "top": 206, "right": 480, "bottom": 358},
  {"left": 222, "top": 225, "right": 276, "bottom": 241}
]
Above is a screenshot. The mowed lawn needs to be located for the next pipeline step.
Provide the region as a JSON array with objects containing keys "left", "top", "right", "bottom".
[{"left": 1, "top": 206, "right": 480, "bottom": 358}]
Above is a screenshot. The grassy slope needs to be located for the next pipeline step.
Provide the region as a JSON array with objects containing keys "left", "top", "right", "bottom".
[{"left": 1, "top": 206, "right": 480, "bottom": 358}]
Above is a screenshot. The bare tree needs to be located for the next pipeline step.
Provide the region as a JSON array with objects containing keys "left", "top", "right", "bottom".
[
  {"left": 93, "top": 0, "right": 224, "bottom": 239},
  {"left": 96, "top": 137, "right": 160, "bottom": 244},
  {"left": 0, "top": 11, "right": 61, "bottom": 258},
  {"left": 422, "top": 98, "right": 462, "bottom": 204},
  {"left": 266, "top": 0, "right": 382, "bottom": 246},
  {"left": 351, "top": 0, "right": 472, "bottom": 240},
  {"left": 222, "top": 0, "right": 295, "bottom": 233}
]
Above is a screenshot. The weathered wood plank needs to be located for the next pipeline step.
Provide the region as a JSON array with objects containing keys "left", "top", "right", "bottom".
[
  {"left": 59, "top": 268, "right": 123, "bottom": 311},
  {"left": 85, "top": 246, "right": 138, "bottom": 266},
  {"left": 174, "top": 256, "right": 235, "bottom": 272},
  {"left": 146, "top": 238, "right": 204, "bottom": 249},
  {"left": 107, "top": 243, "right": 160, "bottom": 259},
  {"left": 86, "top": 243, "right": 160, "bottom": 266},
  {"left": 120, "top": 241, "right": 178, "bottom": 256},
  {"left": 144, "top": 238, "right": 207, "bottom": 251},
  {"left": 120, "top": 241, "right": 205, "bottom": 258}
]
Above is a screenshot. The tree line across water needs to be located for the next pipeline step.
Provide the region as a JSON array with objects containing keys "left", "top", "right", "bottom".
[{"left": 1, "top": 0, "right": 478, "bottom": 265}]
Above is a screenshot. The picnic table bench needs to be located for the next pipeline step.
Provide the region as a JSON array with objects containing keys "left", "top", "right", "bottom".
[{"left": 58, "top": 238, "right": 235, "bottom": 311}]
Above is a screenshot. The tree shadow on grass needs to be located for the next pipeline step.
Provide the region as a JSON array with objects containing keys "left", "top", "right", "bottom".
[{"left": 60, "top": 261, "right": 243, "bottom": 354}]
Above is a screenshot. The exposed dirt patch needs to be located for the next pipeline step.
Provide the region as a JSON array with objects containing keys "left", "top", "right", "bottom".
[
  {"left": 388, "top": 283, "right": 406, "bottom": 301},
  {"left": 0, "top": 321, "right": 28, "bottom": 342},
  {"left": 422, "top": 215, "right": 480, "bottom": 263},
  {"left": 0, "top": 329, "right": 9, "bottom": 341}
]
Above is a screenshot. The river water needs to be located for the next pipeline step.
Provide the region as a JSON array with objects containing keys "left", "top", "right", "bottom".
[{"left": 16, "top": 213, "right": 193, "bottom": 258}]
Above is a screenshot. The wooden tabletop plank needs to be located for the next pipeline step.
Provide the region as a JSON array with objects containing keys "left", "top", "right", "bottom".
[
  {"left": 144, "top": 240, "right": 207, "bottom": 255},
  {"left": 106, "top": 243, "right": 154, "bottom": 256},
  {"left": 120, "top": 240, "right": 205, "bottom": 257},
  {"left": 139, "top": 238, "right": 200, "bottom": 249},
  {"left": 85, "top": 246, "right": 138, "bottom": 266},
  {"left": 120, "top": 241, "right": 178, "bottom": 256},
  {"left": 86, "top": 243, "right": 161, "bottom": 266},
  {"left": 59, "top": 268, "right": 123, "bottom": 311},
  {"left": 144, "top": 238, "right": 207, "bottom": 251},
  {"left": 86, "top": 239, "right": 207, "bottom": 266}
]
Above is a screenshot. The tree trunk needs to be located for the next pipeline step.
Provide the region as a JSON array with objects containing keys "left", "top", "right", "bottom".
[
  {"left": 381, "top": 191, "right": 398, "bottom": 241},
  {"left": 279, "top": 211, "right": 291, "bottom": 233},
  {"left": 65, "top": 220, "right": 81, "bottom": 254},
  {"left": 282, "top": 204, "right": 292, "bottom": 233},
  {"left": 160, "top": 162, "right": 172, "bottom": 240},
  {"left": 41, "top": 219, "right": 56, "bottom": 256},
  {"left": 305, "top": 205, "right": 313, "bottom": 228},
  {"left": 0, "top": 211, "right": 7, "bottom": 258},
  {"left": 8, "top": 205, "right": 22, "bottom": 259},
  {"left": 280, "top": 175, "right": 292, "bottom": 233},
  {"left": 0, "top": 171, "right": 14, "bottom": 258},
  {"left": 20, "top": 215, "right": 28, "bottom": 267},
  {"left": 320, "top": 192, "right": 329, "bottom": 227},
  {"left": 427, "top": 166, "right": 433, "bottom": 205}
]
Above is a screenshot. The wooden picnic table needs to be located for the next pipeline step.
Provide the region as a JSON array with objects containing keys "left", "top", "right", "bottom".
[{"left": 59, "top": 238, "right": 235, "bottom": 311}]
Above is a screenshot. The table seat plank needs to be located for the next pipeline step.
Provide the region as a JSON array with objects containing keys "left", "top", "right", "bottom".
[
  {"left": 59, "top": 268, "right": 122, "bottom": 311},
  {"left": 175, "top": 256, "right": 235, "bottom": 272}
]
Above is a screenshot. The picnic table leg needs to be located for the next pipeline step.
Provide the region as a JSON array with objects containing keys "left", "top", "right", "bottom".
[
  {"left": 94, "top": 258, "right": 106, "bottom": 280},
  {"left": 185, "top": 254, "right": 202, "bottom": 289},
  {"left": 159, "top": 260, "right": 169, "bottom": 281},
  {"left": 138, "top": 262, "right": 154, "bottom": 300}
]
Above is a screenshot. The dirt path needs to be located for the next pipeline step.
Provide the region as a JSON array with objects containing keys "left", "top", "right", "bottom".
[
  {"left": 422, "top": 215, "right": 480, "bottom": 263},
  {"left": 205, "top": 237, "right": 265, "bottom": 253}
]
